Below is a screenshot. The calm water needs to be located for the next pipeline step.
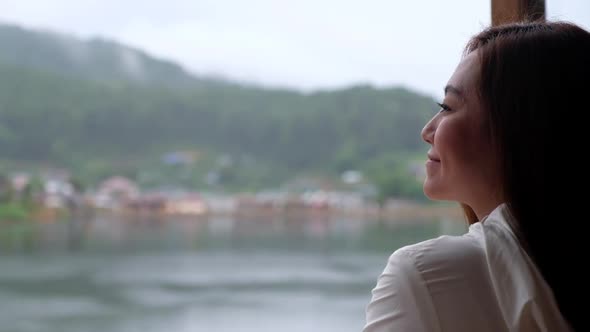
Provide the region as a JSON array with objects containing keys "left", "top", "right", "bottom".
[{"left": 0, "top": 212, "right": 465, "bottom": 332}]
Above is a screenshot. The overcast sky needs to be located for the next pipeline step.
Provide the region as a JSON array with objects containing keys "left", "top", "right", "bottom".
[{"left": 0, "top": 0, "right": 588, "bottom": 98}]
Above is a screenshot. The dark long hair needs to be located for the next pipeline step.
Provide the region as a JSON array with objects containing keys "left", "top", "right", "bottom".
[{"left": 462, "top": 21, "right": 590, "bottom": 331}]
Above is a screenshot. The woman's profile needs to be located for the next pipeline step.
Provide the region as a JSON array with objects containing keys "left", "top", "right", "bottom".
[{"left": 364, "top": 21, "right": 588, "bottom": 332}]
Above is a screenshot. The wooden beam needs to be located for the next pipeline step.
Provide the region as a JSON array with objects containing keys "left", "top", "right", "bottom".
[{"left": 492, "top": 0, "right": 546, "bottom": 26}]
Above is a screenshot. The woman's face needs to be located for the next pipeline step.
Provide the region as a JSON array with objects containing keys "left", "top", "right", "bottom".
[{"left": 421, "top": 52, "right": 502, "bottom": 214}]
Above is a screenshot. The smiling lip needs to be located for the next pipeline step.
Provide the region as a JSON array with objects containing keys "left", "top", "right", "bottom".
[{"left": 427, "top": 153, "right": 441, "bottom": 162}]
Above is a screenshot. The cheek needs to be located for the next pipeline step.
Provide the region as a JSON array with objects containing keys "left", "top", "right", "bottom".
[
  {"left": 436, "top": 120, "right": 486, "bottom": 174},
  {"left": 436, "top": 122, "right": 470, "bottom": 160}
]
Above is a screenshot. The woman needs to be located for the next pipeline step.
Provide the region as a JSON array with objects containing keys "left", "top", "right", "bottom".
[{"left": 364, "top": 21, "right": 588, "bottom": 332}]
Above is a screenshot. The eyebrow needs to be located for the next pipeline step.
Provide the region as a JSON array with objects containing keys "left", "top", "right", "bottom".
[{"left": 444, "top": 84, "right": 464, "bottom": 97}]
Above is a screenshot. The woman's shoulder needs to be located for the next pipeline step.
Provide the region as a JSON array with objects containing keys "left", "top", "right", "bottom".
[
  {"left": 389, "top": 230, "right": 485, "bottom": 277},
  {"left": 370, "top": 230, "right": 507, "bottom": 332},
  {"left": 389, "top": 203, "right": 514, "bottom": 276}
]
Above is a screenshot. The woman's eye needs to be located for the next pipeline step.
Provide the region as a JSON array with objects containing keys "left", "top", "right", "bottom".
[{"left": 436, "top": 102, "right": 452, "bottom": 112}]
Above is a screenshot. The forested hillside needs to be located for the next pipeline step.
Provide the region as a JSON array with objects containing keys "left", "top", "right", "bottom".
[{"left": 0, "top": 23, "right": 437, "bottom": 199}]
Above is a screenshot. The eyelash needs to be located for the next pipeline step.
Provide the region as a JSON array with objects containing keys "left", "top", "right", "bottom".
[{"left": 436, "top": 102, "right": 452, "bottom": 113}]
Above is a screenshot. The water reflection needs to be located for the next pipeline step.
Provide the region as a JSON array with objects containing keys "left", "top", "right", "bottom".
[{"left": 0, "top": 212, "right": 465, "bottom": 332}]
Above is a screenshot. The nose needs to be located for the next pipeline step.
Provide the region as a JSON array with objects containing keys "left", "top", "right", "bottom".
[{"left": 421, "top": 117, "right": 435, "bottom": 145}]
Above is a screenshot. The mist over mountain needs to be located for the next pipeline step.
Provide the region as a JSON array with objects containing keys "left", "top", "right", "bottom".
[{"left": 0, "top": 22, "right": 435, "bottom": 199}]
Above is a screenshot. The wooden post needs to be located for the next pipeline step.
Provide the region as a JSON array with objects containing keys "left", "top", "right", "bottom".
[{"left": 492, "top": 0, "right": 545, "bottom": 26}]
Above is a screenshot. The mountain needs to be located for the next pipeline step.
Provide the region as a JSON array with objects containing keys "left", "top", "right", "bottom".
[
  {"left": 0, "top": 22, "right": 436, "bottom": 198},
  {"left": 0, "top": 23, "right": 216, "bottom": 89}
]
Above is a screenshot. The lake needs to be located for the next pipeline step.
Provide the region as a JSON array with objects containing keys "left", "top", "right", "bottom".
[{"left": 0, "top": 211, "right": 465, "bottom": 332}]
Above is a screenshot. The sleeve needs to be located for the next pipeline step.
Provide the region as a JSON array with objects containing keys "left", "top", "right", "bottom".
[{"left": 363, "top": 249, "right": 441, "bottom": 332}]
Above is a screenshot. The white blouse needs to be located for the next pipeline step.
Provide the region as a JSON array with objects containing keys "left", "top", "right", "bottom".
[{"left": 364, "top": 204, "right": 572, "bottom": 332}]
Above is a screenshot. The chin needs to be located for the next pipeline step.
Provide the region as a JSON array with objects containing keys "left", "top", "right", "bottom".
[{"left": 423, "top": 179, "right": 445, "bottom": 201}]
